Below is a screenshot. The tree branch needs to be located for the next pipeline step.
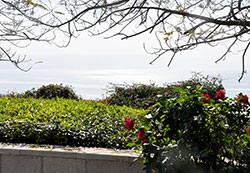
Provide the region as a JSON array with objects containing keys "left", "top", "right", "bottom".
[
  {"left": 127, "top": 6, "right": 250, "bottom": 27},
  {"left": 238, "top": 41, "right": 250, "bottom": 82},
  {"left": 215, "top": 38, "right": 238, "bottom": 63}
]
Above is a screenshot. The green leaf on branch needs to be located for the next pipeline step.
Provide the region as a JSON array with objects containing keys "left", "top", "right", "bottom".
[
  {"left": 54, "top": 11, "right": 65, "bottom": 15},
  {"left": 26, "top": 0, "right": 48, "bottom": 10}
]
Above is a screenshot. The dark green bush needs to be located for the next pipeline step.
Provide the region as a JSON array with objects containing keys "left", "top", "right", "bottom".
[
  {"left": 128, "top": 86, "right": 250, "bottom": 172},
  {"left": 36, "top": 84, "right": 78, "bottom": 99},
  {"left": 105, "top": 73, "right": 224, "bottom": 109},
  {"left": 0, "top": 97, "right": 145, "bottom": 149},
  {"left": 21, "top": 84, "right": 78, "bottom": 100},
  {"left": 188, "top": 72, "right": 224, "bottom": 98},
  {"left": 104, "top": 83, "right": 166, "bottom": 109},
  {"left": 22, "top": 88, "right": 37, "bottom": 98},
  {"left": 1, "top": 84, "right": 79, "bottom": 100}
]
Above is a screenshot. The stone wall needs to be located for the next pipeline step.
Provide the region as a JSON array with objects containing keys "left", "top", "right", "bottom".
[{"left": 0, "top": 144, "right": 144, "bottom": 173}]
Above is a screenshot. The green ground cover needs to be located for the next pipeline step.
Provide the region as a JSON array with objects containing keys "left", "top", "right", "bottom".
[{"left": 0, "top": 96, "right": 145, "bottom": 149}]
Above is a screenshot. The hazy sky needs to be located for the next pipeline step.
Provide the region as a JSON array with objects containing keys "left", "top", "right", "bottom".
[{"left": 1, "top": 31, "right": 250, "bottom": 99}]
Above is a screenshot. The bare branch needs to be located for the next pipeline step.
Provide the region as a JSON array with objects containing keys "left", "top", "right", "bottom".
[
  {"left": 238, "top": 41, "right": 250, "bottom": 82},
  {"left": 0, "top": 46, "right": 31, "bottom": 71},
  {"left": 215, "top": 38, "right": 238, "bottom": 63},
  {"left": 0, "top": 0, "right": 250, "bottom": 80}
]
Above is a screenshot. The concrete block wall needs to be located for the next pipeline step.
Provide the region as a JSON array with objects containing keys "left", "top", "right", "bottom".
[{"left": 0, "top": 144, "right": 145, "bottom": 173}]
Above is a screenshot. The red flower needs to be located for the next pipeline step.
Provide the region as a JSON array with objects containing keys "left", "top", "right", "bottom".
[
  {"left": 125, "top": 118, "right": 135, "bottom": 131},
  {"left": 203, "top": 93, "right": 210, "bottom": 104},
  {"left": 237, "top": 94, "right": 249, "bottom": 104},
  {"left": 137, "top": 127, "right": 146, "bottom": 139},
  {"left": 147, "top": 107, "right": 151, "bottom": 110},
  {"left": 248, "top": 127, "right": 250, "bottom": 134},
  {"left": 141, "top": 139, "right": 148, "bottom": 146},
  {"left": 215, "top": 90, "right": 225, "bottom": 100}
]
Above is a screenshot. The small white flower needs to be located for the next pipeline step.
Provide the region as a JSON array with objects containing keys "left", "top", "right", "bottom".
[{"left": 145, "top": 114, "right": 153, "bottom": 119}]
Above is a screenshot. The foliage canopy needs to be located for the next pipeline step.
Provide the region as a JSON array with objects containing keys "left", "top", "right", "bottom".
[{"left": 1, "top": 0, "right": 250, "bottom": 79}]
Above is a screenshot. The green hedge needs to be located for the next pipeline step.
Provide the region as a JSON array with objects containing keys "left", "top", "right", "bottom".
[
  {"left": 0, "top": 97, "right": 145, "bottom": 149},
  {"left": 104, "top": 73, "right": 224, "bottom": 109}
]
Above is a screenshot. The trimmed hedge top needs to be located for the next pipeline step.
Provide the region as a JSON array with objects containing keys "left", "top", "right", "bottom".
[{"left": 0, "top": 97, "right": 146, "bottom": 149}]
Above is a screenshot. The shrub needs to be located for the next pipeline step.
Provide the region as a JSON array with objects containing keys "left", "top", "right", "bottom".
[
  {"left": 105, "top": 73, "right": 224, "bottom": 109},
  {"left": 1, "top": 84, "right": 79, "bottom": 100},
  {"left": 188, "top": 72, "right": 224, "bottom": 98},
  {"left": 22, "top": 88, "right": 37, "bottom": 98},
  {"left": 0, "top": 97, "right": 145, "bottom": 149},
  {"left": 104, "top": 83, "right": 166, "bottom": 109},
  {"left": 35, "top": 84, "right": 78, "bottom": 99},
  {"left": 127, "top": 87, "right": 250, "bottom": 172}
]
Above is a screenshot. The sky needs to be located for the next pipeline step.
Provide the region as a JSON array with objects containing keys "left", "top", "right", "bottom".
[{"left": 1, "top": 31, "right": 250, "bottom": 99}]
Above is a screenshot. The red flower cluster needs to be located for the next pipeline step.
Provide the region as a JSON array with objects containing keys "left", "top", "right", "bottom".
[
  {"left": 125, "top": 118, "right": 135, "bottom": 131},
  {"left": 141, "top": 139, "right": 148, "bottom": 146},
  {"left": 215, "top": 90, "right": 225, "bottom": 100},
  {"left": 203, "top": 90, "right": 226, "bottom": 103},
  {"left": 248, "top": 127, "right": 250, "bottom": 134},
  {"left": 237, "top": 94, "right": 249, "bottom": 104},
  {"left": 202, "top": 93, "right": 210, "bottom": 104},
  {"left": 125, "top": 118, "right": 148, "bottom": 146},
  {"left": 137, "top": 127, "right": 146, "bottom": 139},
  {"left": 138, "top": 127, "right": 148, "bottom": 146}
]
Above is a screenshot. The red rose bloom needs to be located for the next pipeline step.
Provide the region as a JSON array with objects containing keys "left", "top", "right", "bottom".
[
  {"left": 137, "top": 127, "right": 146, "bottom": 139},
  {"left": 203, "top": 93, "right": 210, "bottom": 104},
  {"left": 237, "top": 94, "right": 249, "bottom": 104},
  {"left": 248, "top": 127, "right": 250, "bottom": 134},
  {"left": 125, "top": 118, "right": 135, "bottom": 131},
  {"left": 141, "top": 139, "right": 148, "bottom": 146},
  {"left": 215, "top": 90, "right": 225, "bottom": 100}
]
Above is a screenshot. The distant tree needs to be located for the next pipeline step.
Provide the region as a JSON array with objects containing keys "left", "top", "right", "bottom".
[{"left": 2, "top": 0, "right": 250, "bottom": 80}]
